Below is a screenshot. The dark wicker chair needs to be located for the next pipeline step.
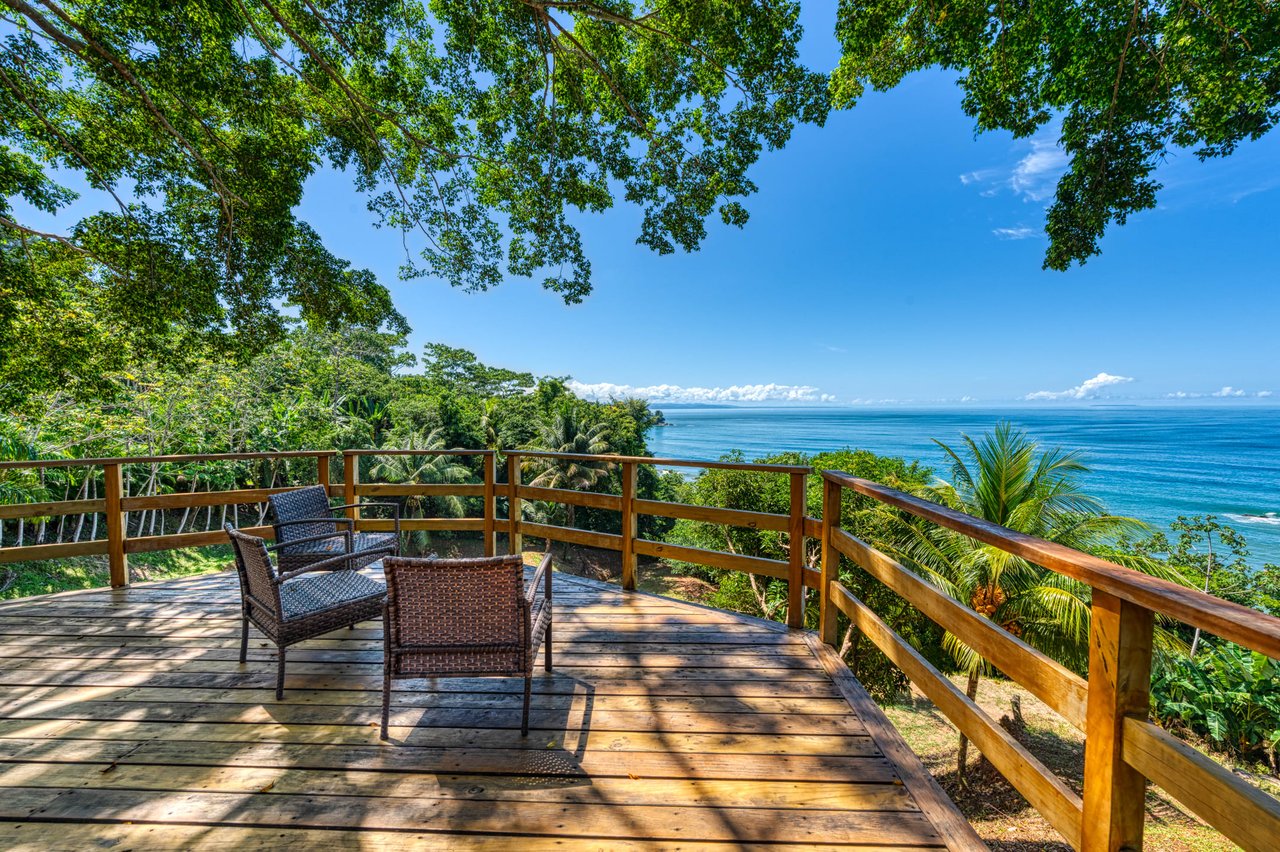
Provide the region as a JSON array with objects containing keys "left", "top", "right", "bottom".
[
  {"left": 268, "top": 485, "right": 400, "bottom": 574},
  {"left": 380, "top": 553, "right": 553, "bottom": 739},
  {"left": 224, "top": 523, "right": 386, "bottom": 699}
]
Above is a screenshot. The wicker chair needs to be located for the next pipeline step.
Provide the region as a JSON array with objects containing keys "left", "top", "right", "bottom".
[
  {"left": 224, "top": 524, "right": 386, "bottom": 699},
  {"left": 268, "top": 485, "right": 400, "bottom": 574},
  {"left": 380, "top": 553, "right": 553, "bottom": 739}
]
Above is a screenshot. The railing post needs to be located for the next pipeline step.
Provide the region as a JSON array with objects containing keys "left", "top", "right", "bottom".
[
  {"left": 819, "top": 476, "right": 841, "bottom": 645},
  {"left": 620, "top": 461, "right": 637, "bottom": 590},
  {"left": 787, "top": 471, "right": 806, "bottom": 628},
  {"left": 506, "top": 453, "right": 522, "bottom": 555},
  {"left": 482, "top": 452, "right": 496, "bottom": 557},
  {"left": 104, "top": 462, "right": 128, "bottom": 588},
  {"left": 1082, "top": 589, "right": 1154, "bottom": 851},
  {"left": 316, "top": 453, "right": 330, "bottom": 496},
  {"left": 342, "top": 451, "right": 359, "bottom": 524}
]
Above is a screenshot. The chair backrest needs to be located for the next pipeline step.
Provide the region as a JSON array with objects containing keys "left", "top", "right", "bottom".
[
  {"left": 383, "top": 555, "right": 526, "bottom": 651},
  {"left": 268, "top": 485, "right": 337, "bottom": 544},
  {"left": 224, "top": 524, "right": 282, "bottom": 616}
]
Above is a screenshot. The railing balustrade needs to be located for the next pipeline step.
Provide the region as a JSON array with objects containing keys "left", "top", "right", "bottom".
[
  {"left": 818, "top": 470, "right": 1280, "bottom": 851},
  {"left": 1, "top": 449, "right": 1278, "bottom": 849}
]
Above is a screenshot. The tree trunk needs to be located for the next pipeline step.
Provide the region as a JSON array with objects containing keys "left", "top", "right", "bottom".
[
  {"left": 956, "top": 669, "right": 981, "bottom": 787},
  {"left": 1190, "top": 536, "right": 1214, "bottom": 658},
  {"left": 71, "top": 476, "right": 89, "bottom": 542}
]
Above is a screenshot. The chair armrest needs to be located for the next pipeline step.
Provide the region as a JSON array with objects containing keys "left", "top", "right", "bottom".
[
  {"left": 354, "top": 501, "right": 401, "bottom": 537},
  {"left": 266, "top": 529, "right": 353, "bottom": 554},
  {"left": 526, "top": 552, "right": 553, "bottom": 607},
  {"left": 274, "top": 517, "right": 354, "bottom": 531}
]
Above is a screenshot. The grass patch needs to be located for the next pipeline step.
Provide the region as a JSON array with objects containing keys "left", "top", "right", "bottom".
[{"left": 1, "top": 545, "right": 232, "bottom": 600}]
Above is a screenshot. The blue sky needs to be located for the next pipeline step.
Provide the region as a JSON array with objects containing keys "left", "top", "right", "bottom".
[
  {"left": 17, "top": 9, "right": 1280, "bottom": 405},
  {"left": 300, "top": 8, "right": 1278, "bottom": 406}
]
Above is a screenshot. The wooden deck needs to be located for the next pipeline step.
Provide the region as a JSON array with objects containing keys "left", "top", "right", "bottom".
[{"left": 0, "top": 566, "right": 981, "bottom": 850}]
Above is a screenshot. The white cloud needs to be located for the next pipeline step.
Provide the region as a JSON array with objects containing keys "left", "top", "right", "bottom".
[
  {"left": 1025, "top": 372, "right": 1134, "bottom": 401},
  {"left": 992, "top": 226, "right": 1037, "bottom": 240},
  {"left": 961, "top": 135, "right": 1070, "bottom": 204},
  {"left": 1169, "top": 388, "right": 1272, "bottom": 400},
  {"left": 1010, "top": 140, "right": 1071, "bottom": 201},
  {"left": 568, "top": 380, "right": 831, "bottom": 404}
]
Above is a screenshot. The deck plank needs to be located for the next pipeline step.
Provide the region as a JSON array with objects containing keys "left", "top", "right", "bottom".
[{"left": 0, "top": 567, "right": 974, "bottom": 849}]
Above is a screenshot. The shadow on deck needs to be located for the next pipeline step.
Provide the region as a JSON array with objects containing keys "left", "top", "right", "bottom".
[{"left": 0, "top": 567, "right": 981, "bottom": 850}]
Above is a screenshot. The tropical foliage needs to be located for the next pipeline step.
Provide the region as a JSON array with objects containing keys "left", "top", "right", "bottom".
[
  {"left": 1152, "top": 643, "right": 1280, "bottom": 773},
  {"left": 0, "top": 326, "right": 665, "bottom": 561},
  {"left": 898, "top": 423, "right": 1149, "bottom": 675}
]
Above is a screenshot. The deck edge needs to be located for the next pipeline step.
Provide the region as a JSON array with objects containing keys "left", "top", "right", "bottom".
[{"left": 804, "top": 632, "right": 988, "bottom": 852}]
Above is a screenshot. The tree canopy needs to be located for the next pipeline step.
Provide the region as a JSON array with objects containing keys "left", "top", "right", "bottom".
[
  {"left": 832, "top": 0, "right": 1280, "bottom": 269},
  {"left": 1, "top": 0, "right": 826, "bottom": 371},
  {"left": 4, "top": 0, "right": 1278, "bottom": 389}
]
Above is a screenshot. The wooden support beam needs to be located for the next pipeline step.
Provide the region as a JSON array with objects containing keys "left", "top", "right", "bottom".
[
  {"left": 787, "top": 472, "right": 806, "bottom": 629},
  {"left": 103, "top": 463, "right": 128, "bottom": 588},
  {"left": 1123, "top": 717, "right": 1280, "bottom": 852},
  {"left": 482, "top": 453, "right": 496, "bottom": 557},
  {"left": 506, "top": 453, "right": 522, "bottom": 555},
  {"left": 621, "top": 461, "right": 637, "bottom": 590},
  {"left": 819, "top": 478, "right": 840, "bottom": 645},
  {"left": 342, "top": 452, "right": 359, "bottom": 523},
  {"left": 1082, "top": 589, "right": 1154, "bottom": 851},
  {"left": 316, "top": 454, "right": 330, "bottom": 494}
]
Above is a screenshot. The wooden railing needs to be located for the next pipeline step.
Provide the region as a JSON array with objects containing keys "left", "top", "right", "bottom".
[
  {"left": 0, "top": 451, "right": 334, "bottom": 586},
  {"left": 0, "top": 450, "right": 812, "bottom": 626},
  {"left": 817, "top": 470, "right": 1280, "bottom": 852},
  {"left": 2, "top": 449, "right": 1278, "bottom": 848}
]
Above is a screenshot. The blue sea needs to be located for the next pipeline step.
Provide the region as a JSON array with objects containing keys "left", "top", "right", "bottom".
[{"left": 646, "top": 406, "right": 1280, "bottom": 567}]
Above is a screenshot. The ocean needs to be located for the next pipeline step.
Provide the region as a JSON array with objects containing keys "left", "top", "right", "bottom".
[{"left": 646, "top": 406, "right": 1280, "bottom": 567}]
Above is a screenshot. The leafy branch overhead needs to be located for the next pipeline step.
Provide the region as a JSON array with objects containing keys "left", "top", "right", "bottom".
[
  {"left": 0, "top": 0, "right": 828, "bottom": 351},
  {"left": 3, "top": 0, "right": 1278, "bottom": 372},
  {"left": 831, "top": 0, "right": 1280, "bottom": 269}
]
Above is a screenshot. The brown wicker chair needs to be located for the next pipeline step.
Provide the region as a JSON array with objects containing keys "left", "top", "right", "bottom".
[
  {"left": 224, "top": 524, "right": 386, "bottom": 699},
  {"left": 380, "top": 553, "right": 553, "bottom": 739},
  {"left": 268, "top": 485, "right": 400, "bottom": 573}
]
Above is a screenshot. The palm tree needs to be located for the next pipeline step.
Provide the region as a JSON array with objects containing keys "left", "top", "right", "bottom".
[
  {"left": 522, "top": 409, "right": 613, "bottom": 551},
  {"left": 370, "top": 429, "right": 472, "bottom": 554},
  {"left": 898, "top": 422, "right": 1145, "bottom": 784},
  {"left": 479, "top": 400, "right": 501, "bottom": 451}
]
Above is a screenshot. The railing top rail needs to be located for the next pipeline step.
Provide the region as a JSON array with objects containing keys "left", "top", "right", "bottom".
[
  {"left": 343, "top": 448, "right": 495, "bottom": 457},
  {"left": 512, "top": 450, "right": 811, "bottom": 474},
  {"left": 821, "top": 470, "right": 1280, "bottom": 659},
  {"left": 0, "top": 450, "right": 334, "bottom": 471}
]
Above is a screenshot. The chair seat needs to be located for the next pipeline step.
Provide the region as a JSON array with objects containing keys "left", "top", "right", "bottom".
[
  {"left": 280, "top": 531, "right": 397, "bottom": 557},
  {"left": 280, "top": 570, "right": 385, "bottom": 620},
  {"left": 392, "top": 646, "right": 524, "bottom": 677}
]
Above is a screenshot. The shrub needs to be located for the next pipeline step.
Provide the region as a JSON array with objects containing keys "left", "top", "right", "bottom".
[{"left": 1151, "top": 643, "right": 1280, "bottom": 772}]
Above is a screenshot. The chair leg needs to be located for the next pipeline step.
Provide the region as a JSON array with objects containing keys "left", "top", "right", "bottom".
[
  {"left": 544, "top": 619, "right": 553, "bottom": 672},
  {"left": 239, "top": 616, "right": 249, "bottom": 663},
  {"left": 380, "top": 667, "right": 391, "bottom": 741},
  {"left": 521, "top": 674, "right": 532, "bottom": 736},
  {"left": 275, "top": 647, "right": 287, "bottom": 701}
]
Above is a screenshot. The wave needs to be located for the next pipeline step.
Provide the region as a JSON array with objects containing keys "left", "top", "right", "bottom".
[{"left": 1226, "top": 512, "right": 1280, "bottom": 526}]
